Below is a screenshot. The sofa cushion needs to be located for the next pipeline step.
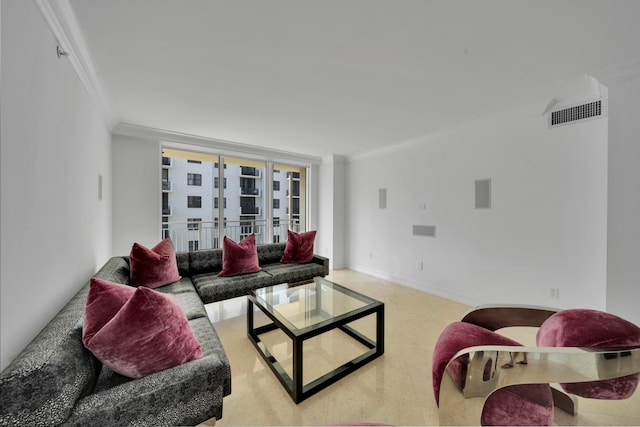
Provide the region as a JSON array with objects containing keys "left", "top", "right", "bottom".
[
  {"left": 193, "top": 270, "right": 275, "bottom": 303},
  {"left": 154, "top": 276, "right": 199, "bottom": 295},
  {"left": 189, "top": 248, "right": 223, "bottom": 275},
  {"left": 261, "top": 262, "right": 326, "bottom": 284},
  {"left": 175, "top": 251, "right": 191, "bottom": 277},
  {"left": 537, "top": 308, "right": 640, "bottom": 399},
  {"left": 171, "top": 291, "right": 209, "bottom": 320},
  {"left": 257, "top": 242, "right": 287, "bottom": 264},
  {"left": 83, "top": 284, "right": 201, "bottom": 378},
  {"left": 218, "top": 235, "right": 261, "bottom": 277},
  {"left": 95, "top": 256, "right": 131, "bottom": 284},
  {"left": 129, "top": 238, "right": 181, "bottom": 288},
  {"left": 188, "top": 317, "right": 232, "bottom": 396},
  {"left": 281, "top": 230, "right": 317, "bottom": 263}
]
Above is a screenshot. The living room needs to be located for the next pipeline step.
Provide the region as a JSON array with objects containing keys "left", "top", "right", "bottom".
[{"left": 2, "top": 1, "right": 639, "bottom": 425}]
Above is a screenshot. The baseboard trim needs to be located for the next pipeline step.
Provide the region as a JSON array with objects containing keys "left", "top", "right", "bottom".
[{"left": 345, "top": 264, "right": 486, "bottom": 308}]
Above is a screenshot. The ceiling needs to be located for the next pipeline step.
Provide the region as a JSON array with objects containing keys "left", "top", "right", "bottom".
[{"left": 68, "top": 0, "right": 640, "bottom": 158}]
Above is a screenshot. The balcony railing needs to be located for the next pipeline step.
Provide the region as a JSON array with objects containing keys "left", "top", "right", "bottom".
[
  {"left": 240, "top": 187, "right": 260, "bottom": 196},
  {"left": 240, "top": 167, "right": 261, "bottom": 177},
  {"left": 162, "top": 219, "right": 301, "bottom": 252}
]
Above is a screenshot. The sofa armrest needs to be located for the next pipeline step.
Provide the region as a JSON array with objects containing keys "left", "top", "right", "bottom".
[
  {"left": 460, "top": 304, "right": 560, "bottom": 331},
  {"left": 67, "top": 352, "right": 230, "bottom": 426},
  {"left": 311, "top": 254, "right": 330, "bottom": 276},
  {"left": 0, "top": 323, "right": 100, "bottom": 426},
  {"left": 439, "top": 344, "right": 640, "bottom": 425}
]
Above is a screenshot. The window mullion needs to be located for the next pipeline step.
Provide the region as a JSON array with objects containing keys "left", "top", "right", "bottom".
[
  {"left": 265, "top": 162, "right": 274, "bottom": 243},
  {"left": 218, "top": 155, "right": 225, "bottom": 245}
]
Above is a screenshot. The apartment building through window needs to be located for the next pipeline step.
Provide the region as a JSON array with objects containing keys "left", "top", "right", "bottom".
[{"left": 161, "top": 147, "right": 308, "bottom": 252}]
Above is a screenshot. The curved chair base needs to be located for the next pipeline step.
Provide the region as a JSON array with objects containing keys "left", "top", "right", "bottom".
[
  {"left": 551, "top": 386, "right": 579, "bottom": 416},
  {"left": 435, "top": 305, "right": 640, "bottom": 426}
]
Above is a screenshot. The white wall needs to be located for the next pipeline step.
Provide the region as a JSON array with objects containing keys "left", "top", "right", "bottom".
[
  {"left": 332, "top": 156, "right": 346, "bottom": 269},
  {"left": 318, "top": 155, "right": 346, "bottom": 269},
  {"left": 606, "top": 76, "right": 640, "bottom": 325},
  {"left": 346, "top": 104, "right": 608, "bottom": 310},
  {"left": 112, "top": 135, "right": 162, "bottom": 255},
  {"left": 308, "top": 163, "right": 321, "bottom": 238},
  {"left": 0, "top": 1, "right": 112, "bottom": 370}
]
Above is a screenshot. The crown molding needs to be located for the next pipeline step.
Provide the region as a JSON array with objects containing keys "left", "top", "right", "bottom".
[
  {"left": 593, "top": 58, "right": 640, "bottom": 86},
  {"left": 34, "top": 0, "right": 116, "bottom": 129},
  {"left": 321, "top": 154, "right": 347, "bottom": 164},
  {"left": 113, "top": 123, "right": 323, "bottom": 166}
]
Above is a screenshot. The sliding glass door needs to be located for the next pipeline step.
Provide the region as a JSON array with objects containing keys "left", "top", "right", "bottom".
[{"left": 161, "top": 148, "right": 308, "bottom": 250}]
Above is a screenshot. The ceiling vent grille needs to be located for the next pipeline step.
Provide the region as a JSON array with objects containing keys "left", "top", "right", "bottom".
[{"left": 549, "top": 100, "right": 604, "bottom": 128}]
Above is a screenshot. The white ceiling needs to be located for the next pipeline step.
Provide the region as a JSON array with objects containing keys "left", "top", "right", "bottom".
[{"left": 68, "top": 0, "right": 640, "bottom": 158}]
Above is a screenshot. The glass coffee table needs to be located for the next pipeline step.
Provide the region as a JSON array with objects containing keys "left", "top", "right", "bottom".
[{"left": 247, "top": 277, "right": 385, "bottom": 403}]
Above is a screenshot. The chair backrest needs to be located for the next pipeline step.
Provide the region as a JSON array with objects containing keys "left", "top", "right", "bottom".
[{"left": 536, "top": 308, "right": 640, "bottom": 399}]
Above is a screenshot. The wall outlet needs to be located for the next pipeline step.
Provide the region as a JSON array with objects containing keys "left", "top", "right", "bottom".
[
  {"left": 549, "top": 288, "right": 560, "bottom": 299},
  {"left": 416, "top": 261, "right": 423, "bottom": 271}
]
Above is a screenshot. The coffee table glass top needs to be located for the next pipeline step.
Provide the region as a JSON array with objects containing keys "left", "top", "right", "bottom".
[{"left": 252, "top": 277, "right": 376, "bottom": 331}]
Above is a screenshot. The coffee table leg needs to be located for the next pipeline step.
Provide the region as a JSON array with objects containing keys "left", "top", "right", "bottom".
[
  {"left": 293, "top": 336, "right": 303, "bottom": 402},
  {"left": 247, "top": 298, "right": 254, "bottom": 337},
  {"left": 377, "top": 305, "right": 385, "bottom": 355}
]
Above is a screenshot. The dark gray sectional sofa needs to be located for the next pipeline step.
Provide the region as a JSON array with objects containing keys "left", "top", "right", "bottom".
[{"left": 0, "top": 242, "right": 329, "bottom": 426}]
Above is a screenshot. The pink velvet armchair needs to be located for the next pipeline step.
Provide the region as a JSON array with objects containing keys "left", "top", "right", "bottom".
[{"left": 432, "top": 305, "right": 640, "bottom": 426}]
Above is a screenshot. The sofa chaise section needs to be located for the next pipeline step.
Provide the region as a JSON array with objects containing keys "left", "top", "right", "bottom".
[{"left": 189, "top": 242, "right": 329, "bottom": 303}]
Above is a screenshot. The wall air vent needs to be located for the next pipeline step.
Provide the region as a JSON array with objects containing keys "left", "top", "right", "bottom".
[{"left": 549, "top": 99, "right": 606, "bottom": 128}]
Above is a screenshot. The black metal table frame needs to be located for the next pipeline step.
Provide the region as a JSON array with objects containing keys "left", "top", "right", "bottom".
[{"left": 247, "top": 280, "right": 385, "bottom": 403}]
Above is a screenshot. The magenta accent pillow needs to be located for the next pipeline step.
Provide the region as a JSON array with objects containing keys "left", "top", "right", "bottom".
[
  {"left": 218, "top": 235, "right": 262, "bottom": 277},
  {"left": 537, "top": 308, "right": 640, "bottom": 399},
  {"left": 280, "top": 230, "right": 317, "bottom": 263},
  {"left": 433, "top": 322, "right": 553, "bottom": 426},
  {"left": 83, "top": 279, "right": 201, "bottom": 378},
  {"left": 83, "top": 277, "right": 136, "bottom": 344},
  {"left": 129, "top": 238, "right": 181, "bottom": 288}
]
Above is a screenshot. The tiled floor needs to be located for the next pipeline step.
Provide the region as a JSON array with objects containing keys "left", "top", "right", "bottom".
[{"left": 201, "top": 269, "right": 640, "bottom": 426}]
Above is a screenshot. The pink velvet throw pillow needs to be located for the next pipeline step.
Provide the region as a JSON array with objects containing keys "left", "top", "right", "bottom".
[
  {"left": 280, "top": 230, "right": 317, "bottom": 263},
  {"left": 218, "top": 234, "right": 262, "bottom": 277},
  {"left": 83, "top": 277, "right": 136, "bottom": 344},
  {"left": 83, "top": 278, "right": 202, "bottom": 378},
  {"left": 537, "top": 308, "right": 640, "bottom": 399},
  {"left": 129, "top": 238, "right": 181, "bottom": 288}
]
